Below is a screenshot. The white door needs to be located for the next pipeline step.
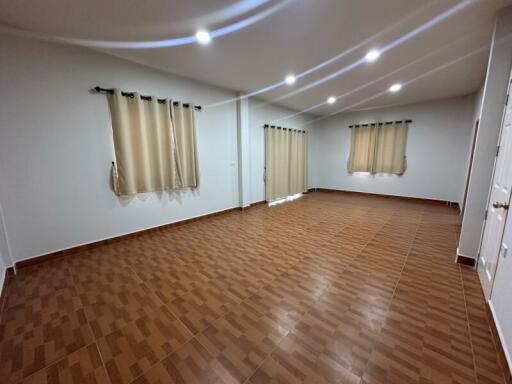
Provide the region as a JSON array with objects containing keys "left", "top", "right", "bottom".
[
  {"left": 490, "top": 211, "right": 512, "bottom": 372},
  {"left": 478, "top": 74, "right": 512, "bottom": 299}
]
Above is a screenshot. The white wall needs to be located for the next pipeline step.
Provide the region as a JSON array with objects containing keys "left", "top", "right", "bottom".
[
  {"left": 459, "top": 6, "right": 512, "bottom": 260},
  {"left": 236, "top": 97, "right": 251, "bottom": 208},
  {"left": 248, "top": 101, "right": 314, "bottom": 204},
  {"left": 0, "top": 33, "right": 241, "bottom": 262},
  {"left": 0, "top": 31, "right": 481, "bottom": 266},
  {"left": 310, "top": 95, "right": 476, "bottom": 204},
  {"left": 460, "top": 83, "right": 485, "bottom": 213}
]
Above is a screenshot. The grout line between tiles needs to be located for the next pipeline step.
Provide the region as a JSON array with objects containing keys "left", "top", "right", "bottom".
[
  {"left": 241, "top": 205, "right": 399, "bottom": 384},
  {"left": 459, "top": 264, "right": 482, "bottom": 384},
  {"left": 126, "top": 204, "right": 373, "bottom": 384},
  {"left": 126, "top": 206, "right": 353, "bottom": 383},
  {"left": 0, "top": 271, "right": 13, "bottom": 324},
  {"left": 18, "top": 341, "right": 103, "bottom": 384},
  {"left": 66, "top": 263, "right": 114, "bottom": 383},
  {"left": 4, "top": 264, "right": 103, "bottom": 384},
  {"left": 460, "top": 265, "right": 510, "bottom": 384},
  {"left": 92, "top": 341, "right": 113, "bottom": 384},
  {"left": 3, "top": 195, "right": 494, "bottom": 384},
  {"left": 484, "top": 305, "right": 511, "bottom": 383},
  {"left": 357, "top": 205, "right": 424, "bottom": 382}
]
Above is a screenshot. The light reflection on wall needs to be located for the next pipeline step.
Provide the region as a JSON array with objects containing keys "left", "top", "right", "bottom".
[
  {"left": 351, "top": 172, "right": 400, "bottom": 177},
  {"left": 268, "top": 193, "right": 303, "bottom": 206},
  {"left": 300, "top": 44, "right": 487, "bottom": 128},
  {"left": 0, "top": 0, "right": 291, "bottom": 49},
  {"left": 207, "top": 3, "right": 432, "bottom": 108},
  {"left": 269, "top": 33, "right": 475, "bottom": 124},
  {"left": 261, "top": 0, "right": 476, "bottom": 107}
]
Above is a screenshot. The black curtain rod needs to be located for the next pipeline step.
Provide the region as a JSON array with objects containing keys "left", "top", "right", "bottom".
[
  {"left": 349, "top": 119, "right": 411, "bottom": 128},
  {"left": 93, "top": 86, "right": 202, "bottom": 111},
  {"left": 263, "top": 124, "right": 306, "bottom": 133}
]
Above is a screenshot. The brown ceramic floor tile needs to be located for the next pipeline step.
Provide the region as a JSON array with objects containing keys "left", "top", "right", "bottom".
[
  {"left": 21, "top": 343, "right": 110, "bottom": 384},
  {"left": 248, "top": 329, "right": 362, "bottom": 384},
  {"left": 97, "top": 305, "right": 193, "bottom": 384},
  {"left": 1, "top": 286, "right": 83, "bottom": 339},
  {"left": 131, "top": 338, "right": 238, "bottom": 384},
  {"left": 196, "top": 306, "right": 289, "bottom": 383},
  {"left": 0, "top": 287, "right": 93, "bottom": 383},
  {"left": 79, "top": 281, "right": 164, "bottom": 339},
  {"left": 1, "top": 191, "right": 508, "bottom": 383},
  {"left": 4, "top": 260, "right": 74, "bottom": 309},
  {"left": 460, "top": 267, "right": 510, "bottom": 384},
  {"left": 166, "top": 285, "right": 240, "bottom": 335}
]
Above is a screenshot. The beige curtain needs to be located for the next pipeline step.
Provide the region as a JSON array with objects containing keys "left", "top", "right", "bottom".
[
  {"left": 347, "top": 122, "right": 408, "bottom": 174},
  {"left": 373, "top": 122, "right": 408, "bottom": 174},
  {"left": 347, "top": 125, "right": 377, "bottom": 172},
  {"left": 265, "top": 127, "right": 290, "bottom": 201},
  {"left": 172, "top": 102, "right": 200, "bottom": 188},
  {"left": 107, "top": 89, "right": 199, "bottom": 195},
  {"left": 289, "top": 130, "right": 308, "bottom": 195},
  {"left": 265, "top": 127, "right": 307, "bottom": 201}
]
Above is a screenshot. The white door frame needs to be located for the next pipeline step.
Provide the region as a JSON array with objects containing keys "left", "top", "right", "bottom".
[{"left": 476, "top": 74, "right": 512, "bottom": 299}]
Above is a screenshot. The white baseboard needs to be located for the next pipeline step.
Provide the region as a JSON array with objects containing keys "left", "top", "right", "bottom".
[{"left": 488, "top": 300, "right": 512, "bottom": 376}]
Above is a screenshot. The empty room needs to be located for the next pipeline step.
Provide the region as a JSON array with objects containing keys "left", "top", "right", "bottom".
[{"left": 1, "top": 1, "right": 512, "bottom": 383}]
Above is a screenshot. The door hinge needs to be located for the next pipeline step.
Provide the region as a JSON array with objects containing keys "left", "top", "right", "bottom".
[
  {"left": 496, "top": 145, "right": 500, "bottom": 157},
  {"left": 484, "top": 210, "right": 488, "bottom": 220}
]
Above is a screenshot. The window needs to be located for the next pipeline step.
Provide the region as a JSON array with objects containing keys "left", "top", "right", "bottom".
[
  {"left": 107, "top": 89, "right": 199, "bottom": 195},
  {"left": 347, "top": 121, "right": 408, "bottom": 174},
  {"left": 265, "top": 126, "right": 308, "bottom": 202}
]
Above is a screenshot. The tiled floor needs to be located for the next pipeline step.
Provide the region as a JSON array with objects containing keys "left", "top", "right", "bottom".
[{"left": 0, "top": 191, "right": 508, "bottom": 383}]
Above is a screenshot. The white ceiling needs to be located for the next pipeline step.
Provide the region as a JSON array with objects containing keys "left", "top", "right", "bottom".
[{"left": 1, "top": 0, "right": 511, "bottom": 116}]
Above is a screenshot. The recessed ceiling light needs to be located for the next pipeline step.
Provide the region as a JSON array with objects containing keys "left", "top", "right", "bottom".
[
  {"left": 195, "top": 30, "right": 212, "bottom": 45},
  {"left": 327, "top": 96, "right": 337, "bottom": 104},
  {"left": 285, "top": 74, "right": 296, "bottom": 85},
  {"left": 365, "top": 49, "right": 380, "bottom": 63},
  {"left": 389, "top": 83, "right": 402, "bottom": 92}
]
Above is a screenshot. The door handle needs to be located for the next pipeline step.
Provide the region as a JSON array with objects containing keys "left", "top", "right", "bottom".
[{"left": 492, "top": 202, "right": 510, "bottom": 210}]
